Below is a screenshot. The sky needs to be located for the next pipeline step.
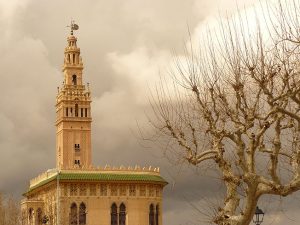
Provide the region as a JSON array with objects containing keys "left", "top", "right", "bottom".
[{"left": 1, "top": 0, "right": 300, "bottom": 224}]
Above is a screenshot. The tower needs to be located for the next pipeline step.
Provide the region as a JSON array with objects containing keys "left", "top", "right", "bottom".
[
  {"left": 21, "top": 23, "right": 167, "bottom": 225},
  {"left": 55, "top": 26, "right": 92, "bottom": 169}
]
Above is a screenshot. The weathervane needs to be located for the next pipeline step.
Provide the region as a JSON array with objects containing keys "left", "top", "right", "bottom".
[{"left": 67, "top": 20, "right": 79, "bottom": 35}]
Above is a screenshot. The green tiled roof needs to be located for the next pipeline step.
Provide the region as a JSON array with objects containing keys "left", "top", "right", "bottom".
[
  {"left": 26, "top": 172, "right": 167, "bottom": 194},
  {"left": 59, "top": 173, "right": 167, "bottom": 182}
]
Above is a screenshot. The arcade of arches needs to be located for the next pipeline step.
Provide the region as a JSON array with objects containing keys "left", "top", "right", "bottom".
[{"left": 24, "top": 201, "right": 160, "bottom": 225}]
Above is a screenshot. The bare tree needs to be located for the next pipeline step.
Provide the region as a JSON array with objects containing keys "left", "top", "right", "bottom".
[
  {"left": 0, "top": 193, "right": 5, "bottom": 225},
  {"left": 0, "top": 193, "right": 20, "bottom": 225},
  {"left": 6, "top": 196, "right": 20, "bottom": 225},
  {"left": 148, "top": 1, "right": 300, "bottom": 224}
]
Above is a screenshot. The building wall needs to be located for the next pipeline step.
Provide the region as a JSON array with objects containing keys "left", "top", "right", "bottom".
[
  {"left": 21, "top": 184, "right": 58, "bottom": 225},
  {"left": 22, "top": 181, "right": 163, "bottom": 225}
]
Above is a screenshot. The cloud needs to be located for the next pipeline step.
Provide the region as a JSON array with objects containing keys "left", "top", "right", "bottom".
[
  {"left": 0, "top": 36, "right": 60, "bottom": 192},
  {"left": 2, "top": 0, "right": 300, "bottom": 225},
  {"left": 0, "top": 0, "right": 32, "bottom": 20},
  {"left": 107, "top": 47, "right": 173, "bottom": 102}
]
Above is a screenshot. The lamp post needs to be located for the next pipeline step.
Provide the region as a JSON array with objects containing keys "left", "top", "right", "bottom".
[{"left": 253, "top": 206, "right": 264, "bottom": 225}]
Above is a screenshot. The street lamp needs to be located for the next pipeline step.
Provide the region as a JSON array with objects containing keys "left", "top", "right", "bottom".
[{"left": 253, "top": 206, "right": 264, "bottom": 225}]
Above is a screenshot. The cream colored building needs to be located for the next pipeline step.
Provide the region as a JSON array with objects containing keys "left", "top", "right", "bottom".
[{"left": 21, "top": 25, "right": 167, "bottom": 225}]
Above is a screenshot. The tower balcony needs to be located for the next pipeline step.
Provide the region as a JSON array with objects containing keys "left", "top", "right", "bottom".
[{"left": 55, "top": 117, "right": 92, "bottom": 125}]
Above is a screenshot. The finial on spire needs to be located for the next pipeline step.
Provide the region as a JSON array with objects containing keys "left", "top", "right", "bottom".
[{"left": 67, "top": 20, "right": 79, "bottom": 35}]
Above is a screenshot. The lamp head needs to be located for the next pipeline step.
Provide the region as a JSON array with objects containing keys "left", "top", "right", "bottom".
[{"left": 253, "top": 206, "right": 264, "bottom": 225}]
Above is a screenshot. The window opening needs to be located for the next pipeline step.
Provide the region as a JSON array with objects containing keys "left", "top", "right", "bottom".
[
  {"left": 79, "top": 203, "right": 86, "bottom": 225},
  {"left": 37, "top": 208, "right": 42, "bottom": 225},
  {"left": 75, "top": 104, "right": 78, "bottom": 117},
  {"left": 149, "top": 204, "right": 155, "bottom": 225},
  {"left": 75, "top": 144, "right": 80, "bottom": 152},
  {"left": 156, "top": 205, "right": 159, "bottom": 225},
  {"left": 119, "top": 203, "right": 126, "bottom": 225},
  {"left": 72, "top": 74, "right": 77, "bottom": 85},
  {"left": 29, "top": 208, "right": 34, "bottom": 225},
  {"left": 70, "top": 203, "right": 77, "bottom": 225},
  {"left": 111, "top": 203, "right": 118, "bottom": 225}
]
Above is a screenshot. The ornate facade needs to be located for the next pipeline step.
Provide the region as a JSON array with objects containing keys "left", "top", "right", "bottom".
[{"left": 21, "top": 25, "right": 167, "bottom": 225}]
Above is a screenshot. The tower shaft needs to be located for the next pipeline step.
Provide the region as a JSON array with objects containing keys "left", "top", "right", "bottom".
[{"left": 55, "top": 35, "right": 92, "bottom": 169}]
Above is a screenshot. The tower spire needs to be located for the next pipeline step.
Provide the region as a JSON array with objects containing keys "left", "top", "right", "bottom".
[{"left": 63, "top": 21, "right": 83, "bottom": 86}]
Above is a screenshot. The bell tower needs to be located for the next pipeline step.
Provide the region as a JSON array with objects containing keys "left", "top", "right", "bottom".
[{"left": 55, "top": 22, "right": 92, "bottom": 169}]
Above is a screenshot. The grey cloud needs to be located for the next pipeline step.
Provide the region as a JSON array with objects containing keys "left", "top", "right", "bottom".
[{"left": 2, "top": 0, "right": 300, "bottom": 225}]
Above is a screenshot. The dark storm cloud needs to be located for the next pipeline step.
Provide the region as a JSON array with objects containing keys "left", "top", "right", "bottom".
[{"left": 2, "top": 0, "right": 300, "bottom": 224}]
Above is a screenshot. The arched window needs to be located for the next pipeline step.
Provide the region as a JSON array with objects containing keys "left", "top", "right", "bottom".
[
  {"left": 119, "top": 203, "right": 126, "bottom": 225},
  {"left": 149, "top": 204, "right": 155, "bottom": 225},
  {"left": 111, "top": 203, "right": 118, "bottom": 225},
  {"left": 29, "top": 208, "right": 34, "bottom": 225},
  {"left": 155, "top": 205, "right": 159, "bottom": 225},
  {"left": 79, "top": 202, "right": 86, "bottom": 225},
  {"left": 70, "top": 203, "right": 77, "bottom": 225},
  {"left": 36, "top": 208, "right": 42, "bottom": 225},
  {"left": 75, "top": 104, "right": 79, "bottom": 117},
  {"left": 72, "top": 75, "right": 77, "bottom": 85}
]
